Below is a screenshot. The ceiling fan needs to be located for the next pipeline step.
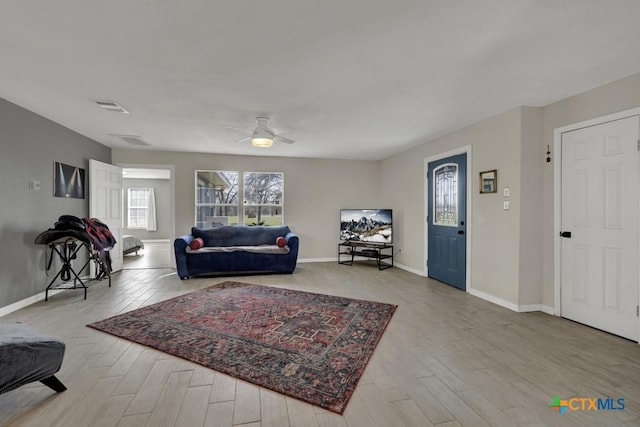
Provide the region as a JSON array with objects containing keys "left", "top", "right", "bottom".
[{"left": 225, "top": 117, "right": 295, "bottom": 148}]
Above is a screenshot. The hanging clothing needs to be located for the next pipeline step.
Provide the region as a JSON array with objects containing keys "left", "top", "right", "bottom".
[
  {"left": 82, "top": 217, "right": 116, "bottom": 251},
  {"left": 35, "top": 215, "right": 117, "bottom": 274}
]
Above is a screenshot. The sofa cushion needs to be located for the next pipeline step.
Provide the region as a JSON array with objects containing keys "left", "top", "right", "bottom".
[
  {"left": 186, "top": 245, "right": 289, "bottom": 254},
  {"left": 191, "top": 225, "right": 291, "bottom": 247}
]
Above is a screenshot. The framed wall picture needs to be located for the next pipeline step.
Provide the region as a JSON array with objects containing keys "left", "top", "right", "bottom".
[
  {"left": 479, "top": 169, "right": 497, "bottom": 193},
  {"left": 54, "top": 161, "right": 85, "bottom": 199}
]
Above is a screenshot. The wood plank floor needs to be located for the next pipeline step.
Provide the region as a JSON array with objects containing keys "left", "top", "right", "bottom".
[
  {"left": 1, "top": 262, "right": 640, "bottom": 426},
  {"left": 123, "top": 241, "right": 172, "bottom": 270}
]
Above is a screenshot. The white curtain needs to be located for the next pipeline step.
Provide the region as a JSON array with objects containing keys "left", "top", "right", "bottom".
[{"left": 146, "top": 188, "right": 157, "bottom": 231}]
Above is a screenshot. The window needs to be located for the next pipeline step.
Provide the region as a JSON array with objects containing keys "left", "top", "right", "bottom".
[
  {"left": 128, "top": 188, "right": 151, "bottom": 228},
  {"left": 194, "top": 171, "right": 284, "bottom": 227},
  {"left": 243, "top": 172, "right": 284, "bottom": 226},
  {"left": 195, "top": 171, "right": 239, "bottom": 227},
  {"left": 433, "top": 164, "right": 458, "bottom": 226}
]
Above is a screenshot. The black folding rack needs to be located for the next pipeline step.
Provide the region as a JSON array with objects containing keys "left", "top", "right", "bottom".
[{"left": 44, "top": 237, "right": 111, "bottom": 301}]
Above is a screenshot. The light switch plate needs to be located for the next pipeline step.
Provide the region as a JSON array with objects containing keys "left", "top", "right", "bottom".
[
  {"left": 29, "top": 180, "right": 41, "bottom": 190},
  {"left": 503, "top": 187, "right": 510, "bottom": 197},
  {"left": 503, "top": 200, "right": 510, "bottom": 210}
]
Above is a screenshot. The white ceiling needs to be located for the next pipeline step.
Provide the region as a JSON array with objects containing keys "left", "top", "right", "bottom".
[{"left": 2, "top": 1, "right": 640, "bottom": 160}]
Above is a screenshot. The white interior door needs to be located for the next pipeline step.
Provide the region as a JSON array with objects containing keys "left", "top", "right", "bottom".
[
  {"left": 561, "top": 116, "right": 639, "bottom": 341},
  {"left": 89, "top": 159, "right": 123, "bottom": 273}
]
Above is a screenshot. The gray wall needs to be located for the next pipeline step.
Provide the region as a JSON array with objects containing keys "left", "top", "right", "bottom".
[
  {"left": 122, "top": 177, "right": 172, "bottom": 240},
  {"left": 112, "top": 150, "right": 381, "bottom": 260},
  {"left": 0, "top": 98, "right": 111, "bottom": 308}
]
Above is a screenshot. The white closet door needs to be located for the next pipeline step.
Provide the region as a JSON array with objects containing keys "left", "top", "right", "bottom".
[{"left": 561, "top": 115, "right": 639, "bottom": 341}]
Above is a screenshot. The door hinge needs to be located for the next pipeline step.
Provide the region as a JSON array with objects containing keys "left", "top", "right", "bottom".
[
  {"left": 637, "top": 140, "right": 640, "bottom": 151},
  {"left": 426, "top": 260, "right": 429, "bottom": 267},
  {"left": 637, "top": 305, "right": 639, "bottom": 317}
]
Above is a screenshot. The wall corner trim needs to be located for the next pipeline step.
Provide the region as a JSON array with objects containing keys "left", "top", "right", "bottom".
[
  {"left": 518, "top": 304, "right": 555, "bottom": 314},
  {"left": 468, "top": 288, "right": 519, "bottom": 312},
  {"left": 469, "top": 288, "right": 555, "bottom": 314}
]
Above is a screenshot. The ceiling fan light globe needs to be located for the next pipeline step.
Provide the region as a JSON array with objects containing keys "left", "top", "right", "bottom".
[{"left": 251, "top": 137, "right": 273, "bottom": 147}]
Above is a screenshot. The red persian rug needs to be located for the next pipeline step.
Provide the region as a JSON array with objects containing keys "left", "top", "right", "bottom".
[{"left": 87, "top": 281, "right": 396, "bottom": 414}]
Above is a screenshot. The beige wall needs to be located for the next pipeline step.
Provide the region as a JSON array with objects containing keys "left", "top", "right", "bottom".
[
  {"left": 380, "top": 107, "right": 532, "bottom": 305},
  {"left": 112, "top": 150, "right": 380, "bottom": 260},
  {"left": 381, "top": 71, "right": 640, "bottom": 310},
  {"left": 541, "top": 73, "right": 640, "bottom": 307},
  {"left": 114, "top": 71, "right": 640, "bottom": 311},
  {"left": 519, "top": 106, "right": 544, "bottom": 306}
]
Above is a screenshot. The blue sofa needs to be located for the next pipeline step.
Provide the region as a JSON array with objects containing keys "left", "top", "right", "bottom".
[{"left": 174, "top": 225, "right": 299, "bottom": 279}]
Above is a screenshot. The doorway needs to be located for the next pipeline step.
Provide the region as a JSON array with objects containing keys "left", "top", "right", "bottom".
[
  {"left": 555, "top": 110, "right": 640, "bottom": 341},
  {"left": 123, "top": 240, "right": 172, "bottom": 269},
  {"left": 425, "top": 147, "right": 471, "bottom": 290},
  {"left": 119, "top": 165, "right": 175, "bottom": 270}
]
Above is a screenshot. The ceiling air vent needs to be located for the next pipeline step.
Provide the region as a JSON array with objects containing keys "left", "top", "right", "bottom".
[
  {"left": 111, "top": 134, "right": 150, "bottom": 146},
  {"left": 93, "top": 99, "right": 129, "bottom": 114}
]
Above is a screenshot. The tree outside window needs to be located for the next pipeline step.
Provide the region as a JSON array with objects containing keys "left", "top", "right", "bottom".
[
  {"left": 243, "top": 172, "right": 283, "bottom": 226},
  {"left": 195, "top": 171, "right": 239, "bottom": 227}
]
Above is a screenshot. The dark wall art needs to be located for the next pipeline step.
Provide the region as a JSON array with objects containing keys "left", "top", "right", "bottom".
[{"left": 54, "top": 161, "right": 85, "bottom": 199}]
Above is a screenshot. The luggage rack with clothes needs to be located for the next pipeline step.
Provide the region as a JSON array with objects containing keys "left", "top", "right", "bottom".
[{"left": 35, "top": 215, "right": 116, "bottom": 301}]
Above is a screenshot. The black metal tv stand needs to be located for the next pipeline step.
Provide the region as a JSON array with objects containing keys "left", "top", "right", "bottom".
[{"left": 338, "top": 241, "right": 393, "bottom": 270}]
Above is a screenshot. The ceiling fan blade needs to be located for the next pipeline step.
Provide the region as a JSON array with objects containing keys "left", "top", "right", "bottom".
[
  {"left": 224, "top": 124, "right": 252, "bottom": 133},
  {"left": 235, "top": 136, "right": 252, "bottom": 143},
  {"left": 271, "top": 127, "right": 291, "bottom": 134},
  {"left": 274, "top": 135, "right": 295, "bottom": 144}
]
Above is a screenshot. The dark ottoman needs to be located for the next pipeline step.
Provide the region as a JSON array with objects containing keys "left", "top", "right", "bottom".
[{"left": 0, "top": 323, "right": 66, "bottom": 394}]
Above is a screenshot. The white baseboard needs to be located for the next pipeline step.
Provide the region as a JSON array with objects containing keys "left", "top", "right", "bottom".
[
  {"left": 469, "top": 288, "right": 520, "bottom": 312},
  {"left": 298, "top": 258, "right": 423, "bottom": 278},
  {"left": 298, "top": 257, "right": 336, "bottom": 263},
  {"left": 533, "top": 304, "right": 555, "bottom": 315},
  {"left": 0, "top": 290, "right": 63, "bottom": 318},
  {"left": 394, "top": 263, "right": 424, "bottom": 276},
  {"left": 517, "top": 304, "right": 543, "bottom": 313},
  {"left": 141, "top": 239, "right": 171, "bottom": 243},
  {"left": 469, "top": 289, "right": 556, "bottom": 314}
]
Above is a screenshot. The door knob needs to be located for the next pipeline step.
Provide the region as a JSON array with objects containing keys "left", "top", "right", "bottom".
[
  {"left": 560, "top": 231, "right": 571, "bottom": 238},
  {"left": 457, "top": 230, "right": 465, "bottom": 235}
]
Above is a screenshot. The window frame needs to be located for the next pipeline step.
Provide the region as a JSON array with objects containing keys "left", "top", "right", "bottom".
[
  {"left": 242, "top": 171, "right": 284, "bottom": 226},
  {"left": 194, "top": 170, "right": 240, "bottom": 227},
  {"left": 127, "top": 187, "right": 151, "bottom": 229},
  {"left": 193, "top": 170, "right": 285, "bottom": 227}
]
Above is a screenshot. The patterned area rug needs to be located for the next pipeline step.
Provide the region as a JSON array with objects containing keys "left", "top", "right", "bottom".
[{"left": 87, "top": 281, "right": 396, "bottom": 414}]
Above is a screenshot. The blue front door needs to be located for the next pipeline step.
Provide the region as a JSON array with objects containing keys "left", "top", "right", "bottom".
[{"left": 427, "top": 153, "right": 467, "bottom": 290}]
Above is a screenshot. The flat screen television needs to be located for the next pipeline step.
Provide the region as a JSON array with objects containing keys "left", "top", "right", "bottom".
[{"left": 340, "top": 209, "right": 392, "bottom": 244}]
